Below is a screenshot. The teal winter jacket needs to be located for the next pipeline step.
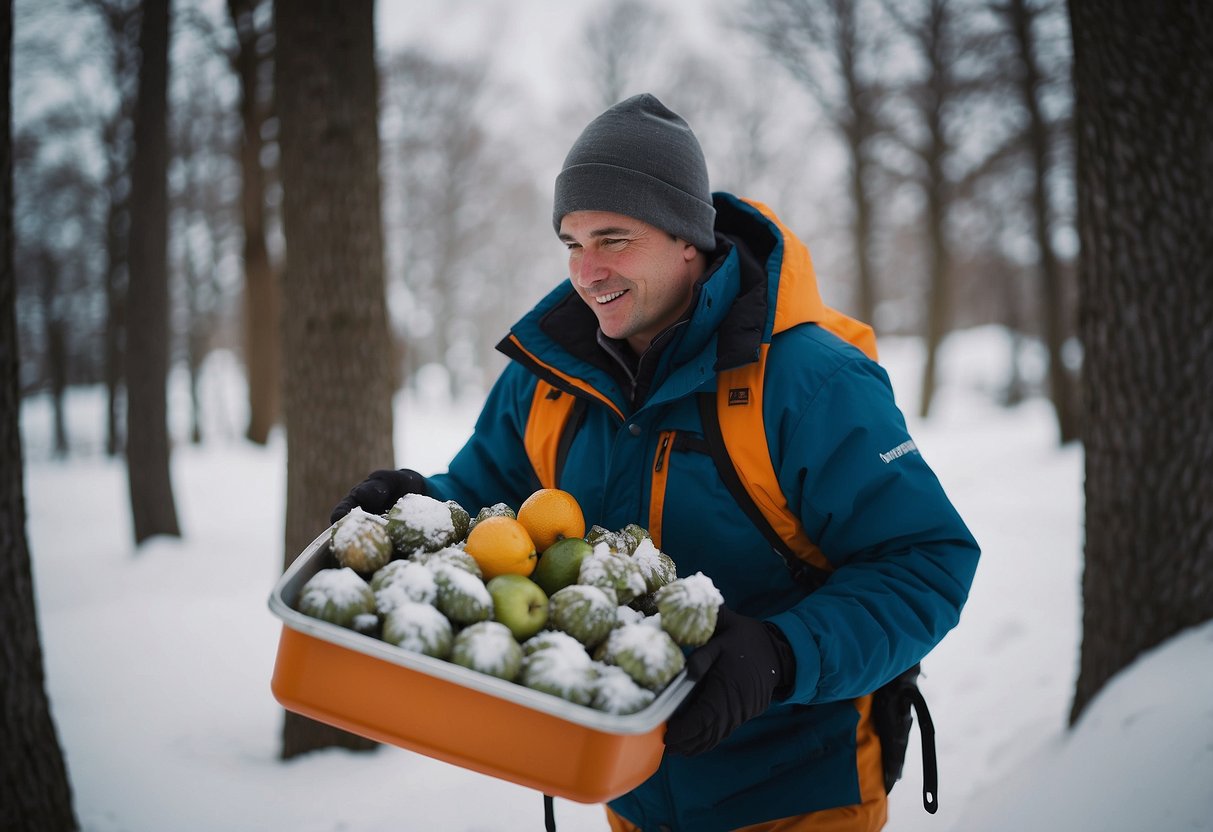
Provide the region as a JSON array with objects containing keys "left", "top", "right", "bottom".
[{"left": 424, "top": 194, "right": 980, "bottom": 831}]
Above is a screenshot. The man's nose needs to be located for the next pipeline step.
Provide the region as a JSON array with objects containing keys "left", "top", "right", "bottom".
[{"left": 572, "top": 250, "right": 608, "bottom": 286}]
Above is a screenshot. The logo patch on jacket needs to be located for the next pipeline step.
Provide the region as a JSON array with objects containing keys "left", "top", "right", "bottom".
[
  {"left": 727, "top": 388, "right": 750, "bottom": 406},
  {"left": 879, "top": 439, "right": 919, "bottom": 464}
]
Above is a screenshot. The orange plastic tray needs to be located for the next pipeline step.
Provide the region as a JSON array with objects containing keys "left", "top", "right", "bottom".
[{"left": 268, "top": 529, "right": 693, "bottom": 804}]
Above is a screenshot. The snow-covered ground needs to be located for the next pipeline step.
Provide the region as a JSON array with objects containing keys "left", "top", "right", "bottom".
[{"left": 20, "top": 328, "right": 1213, "bottom": 832}]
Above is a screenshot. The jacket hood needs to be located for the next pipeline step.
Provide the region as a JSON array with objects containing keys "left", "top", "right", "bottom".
[
  {"left": 714, "top": 193, "right": 829, "bottom": 340},
  {"left": 714, "top": 193, "right": 877, "bottom": 364}
]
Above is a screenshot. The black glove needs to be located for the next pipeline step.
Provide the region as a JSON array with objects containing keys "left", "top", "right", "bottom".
[
  {"left": 329, "top": 468, "right": 427, "bottom": 524},
  {"left": 664, "top": 607, "right": 796, "bottom": 756}
]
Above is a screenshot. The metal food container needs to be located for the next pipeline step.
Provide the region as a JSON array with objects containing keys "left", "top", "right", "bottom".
[{"left": 268, "top": 528, "right": 694, "bottom": 803}]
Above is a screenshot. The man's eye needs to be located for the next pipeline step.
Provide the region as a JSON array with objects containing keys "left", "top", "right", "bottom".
[{"left": 602, "top": 238, "right": 626, "bottom": 248}]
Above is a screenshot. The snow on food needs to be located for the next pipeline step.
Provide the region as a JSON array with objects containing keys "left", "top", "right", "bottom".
[{"left": 293, "top": 496, "right": 724, "bottom": 714}]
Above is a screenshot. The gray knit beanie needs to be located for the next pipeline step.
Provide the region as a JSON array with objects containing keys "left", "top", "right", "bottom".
[{"left": 553, "top": 93, "right": 716, "bottom": 251}]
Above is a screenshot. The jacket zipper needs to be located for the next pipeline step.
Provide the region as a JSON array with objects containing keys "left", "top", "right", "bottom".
[{"left": 648, "top": 431, "right": 675, "bottom": 549}]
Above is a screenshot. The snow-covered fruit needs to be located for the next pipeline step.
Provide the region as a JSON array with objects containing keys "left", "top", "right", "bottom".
[
  {"left": 591, "top": 663, "right": 656, "bottom": 715},
  {"left": 519, "top": 630, "right": 584, "bottom": 656},
  {"left": 330, "top": 508, "right": 393, "bottom": 574},
  {"left": 585, "top": 525, "right": 629, "bottom": 555},
  {"left": 384, "top": 494, "right": 466, "bottom": 554},
  {"left": 547, "top": 584, "right": 617, "bottom": 648},
  {"left": 655, "top": 572, "right": 724, "bottom": 647},
  {"left": 578, "top": 547, "right": 646, "bottom": 606},
  {"left": 631, "top": 538, "right": 677, "bottom": 594},
  {"left": 598, "top": 622, "right": 686, "bottom": 691},
  {"left": 296, "top": 504, "right": 699, "bottom": 714},
  {"left": 618, "top": 523, "right": 650, "bottom": 554},
  {"left": 519, "top": 634, "right": 596, "bottom": 705},
  {"left": 468, "top": 502, "right": 516, "bottom": 533},
  {"left": 370, "top": 560, "right": 437, "bottom": 614},
  {"left": 381, "top": 601, "right": 453, "bottom": 659},
  {"left": 431, "top": 561, "right": 494, "bottom": 625},
  {"left": 297, "top": 567, "right": 376, "bottom": 628},
  {"left": 412, "top": 546, "right": 483, "bottom": 579},
  {"left": 451, "top": 621, "right": 523, "bottom": 681}
]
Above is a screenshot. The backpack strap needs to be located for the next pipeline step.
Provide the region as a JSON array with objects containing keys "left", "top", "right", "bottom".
[
  {"left": 704, "top": 345, "right": 835, "bottom": 579},
  {"left": 695, "top": 391, "right": 829, "bottom": 591},
  {"left": 701, "top": 344, "right": 938, "bottom": 811}
]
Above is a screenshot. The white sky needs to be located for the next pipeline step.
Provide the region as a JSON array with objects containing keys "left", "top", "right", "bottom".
[{"left": 376, "top": 0, "right": 726, "bottom": 109}]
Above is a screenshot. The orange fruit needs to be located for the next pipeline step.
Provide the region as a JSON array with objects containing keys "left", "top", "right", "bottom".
[
  {"left": 463, "top": 515, "right": 538, "bottom": 580},
  {"left": 517, "top": 488, "right": 586, "bottom": 553}
]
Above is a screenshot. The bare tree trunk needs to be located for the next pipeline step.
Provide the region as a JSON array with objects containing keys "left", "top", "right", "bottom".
[
  {"left": 1006, "top": 0, "right": 1080, "bottom": 443},
  {"left": 911, "top": 0, "right": 957, "bottom": 420},
  {"left": 183, "top": 253, "right": 205, "bottom": 445},
  {"left": 228, "top": 0, "right": 279, "bottom": 445},
  {"left": 740, "top": 0, "right": 883, "bottom": 325},
  {"left": 103, "top": 194, "right": 127, "bottom": 456},
  {"left": 917, "top": 158, "right": 950, "bottom": 419},
  {"left": 37, "top": 249, "right": 69, "bottom": 456},
  {"left": 0, "top": 2, "right": 80, "bottom": 824},
  {"left": 1068, "top": 0, "right": 1213, "bottom": 725},
  {"left": 125, "top": 0, "right": 179, "bottom": 544},
  {"left": 275, "top": 0, "right": 394, "bottom": 758},
  {"left": 94, "top": 0, "right": 140, "bottom": 459},
  {"left": 849, "top": 151, "right": 878, "bottom": 331}
]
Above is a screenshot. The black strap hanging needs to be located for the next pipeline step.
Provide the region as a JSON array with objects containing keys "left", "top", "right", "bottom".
[{"left": 908, "top": 687, "right": 939, "bottom": 814}]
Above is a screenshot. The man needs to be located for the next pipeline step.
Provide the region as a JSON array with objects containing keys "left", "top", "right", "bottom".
[{"left": 333, "top": 94, "right": 980, "bottom": 831}]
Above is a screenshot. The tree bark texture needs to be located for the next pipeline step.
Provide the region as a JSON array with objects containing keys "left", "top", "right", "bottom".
[
  {"left": 0, "top": 1, "right": 80, "bottom": 825},
  {"left": 274, "top": 0, "right": 394, "bottom": 758},
  {"left": 1068, "top": 0, "right": 1213, "bottom": 724},
  {"left": 124, "top": 0, "right": 179, "bottom": 543},
  {"left": 229, "top": 0, "right": 280, "bottom": 446}
]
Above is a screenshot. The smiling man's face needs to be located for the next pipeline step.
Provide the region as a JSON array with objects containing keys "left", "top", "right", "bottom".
[{"left": 558, "top": 210, "right": 707, "bottom": 354}]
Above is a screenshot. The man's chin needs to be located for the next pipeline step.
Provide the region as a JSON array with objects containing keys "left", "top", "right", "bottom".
[{"left": 592, "top": 312, "right": 628, "bottom": 341}]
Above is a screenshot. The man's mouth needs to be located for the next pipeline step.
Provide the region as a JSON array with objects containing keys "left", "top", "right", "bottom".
[{"left": 594, "top": 289, "right": 627, "bottom": 304}]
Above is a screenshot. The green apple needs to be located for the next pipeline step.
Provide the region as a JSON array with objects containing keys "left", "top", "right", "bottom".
[
  {"left": 531, "top": 537, "right": 594, "bottom": 596},
  {"left": 486, "top": 574, "right": 549, "bottom": 641}
]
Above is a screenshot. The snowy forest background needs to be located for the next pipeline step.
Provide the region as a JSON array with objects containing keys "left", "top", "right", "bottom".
[
  {"left": 6, "top": 1, "right": 1212, "bottom": 831},
  {"left": 13, "top": 0, "right": 1080, "bottom": 440}
]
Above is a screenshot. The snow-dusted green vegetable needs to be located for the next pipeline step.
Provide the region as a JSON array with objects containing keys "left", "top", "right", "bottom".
[
  {"left": 578, "top": 547, "right": 646, "bottom": 606},
  {"left": 430, "top": 561, "right": 493, "bottom": 625},
  {"left": 381, "top": 601, "right": 453, "bottom": 658},
  {"left": 602, "top": 622, "right": 685, "bottom": 691},
  {"left": 468, "top": 502, "right": 515, "bottom": 533},
  {"left": 371, "top": 560, "right": 438, "bottom": 614},
  {"left": 630, "top": 538, "right": 677, "bottom": 594},
  {"left": 591, "top": 663, "right": 656, "bottom": 714},
  {"left": 656, "top": 572, "right": 724, "bottom": 647},
  {"left": 412, "top": 546, "right": 482, "bottom": 579},
  {"left": 548, "top": 584, "right": 617, "bottom": 648},
  {"left": 451, "top": 621, "right": 523, "bottom": 681},
  {"left": 519, "top": 637, "right": 595, "bottom": 705},
  {"left": 296, "top": 567, "right": 376, "bottom": 629},
  {"left": 330, "top": 508, "right": 393, "bottom": 573},
  {"left": 385, "top": 493, "right": 461, "bottom": 554}
]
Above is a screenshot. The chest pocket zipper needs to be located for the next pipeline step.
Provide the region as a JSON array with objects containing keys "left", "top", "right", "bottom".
[
  {"left": 648, "top": 431, "right": 716, "bottom": 549},
  {"left": 648, "top": 431, "right": 675, "bottom": 549}
]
